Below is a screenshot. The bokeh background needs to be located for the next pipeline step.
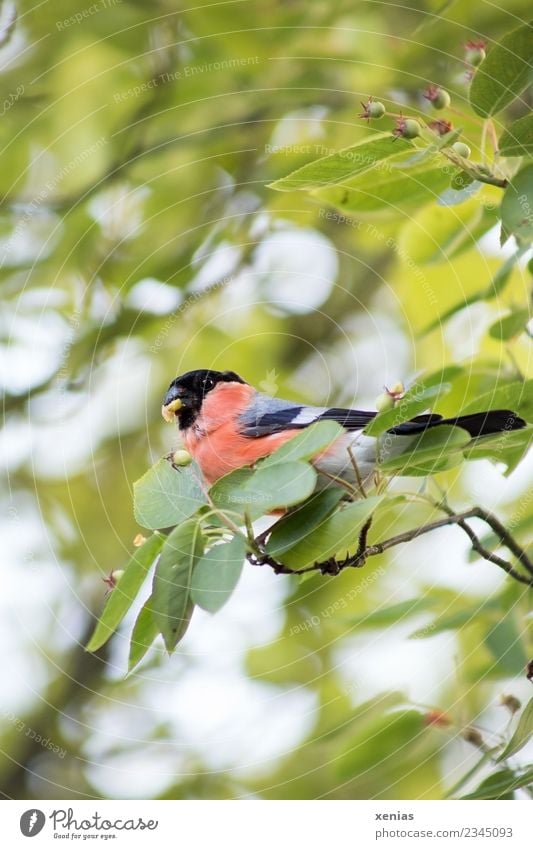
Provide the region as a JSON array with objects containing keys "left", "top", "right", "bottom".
[{"left": 1, "top": 0, "right": 532, "bottom": 800}]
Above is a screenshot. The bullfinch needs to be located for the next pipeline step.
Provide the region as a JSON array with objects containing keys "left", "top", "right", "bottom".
[{"left": 161, "top": 369, "right": 526, "bottom": 491}]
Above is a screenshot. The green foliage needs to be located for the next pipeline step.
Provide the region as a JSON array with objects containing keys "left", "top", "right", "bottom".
[
  {"left": 152, "top": 520, "right": 205, "bottom": 652},
  {"left": 501, "top": 164, "right": 533, "bottom": 245},
  {"left": 379, "top": 425, "right": 471, "bottom": 475},
  {"left": 469, "top": 21, "right": 533, "bottom": 117},
  {"left": 134, "top": 458, "right": 207, "bottom": 530},
  {"left": 86, "top": 534, "right": 164, "bottom": 652},
  {"left": 265, "top": 496, "right": 384, "bottom": 570},
  {"left": 497, "top": 698, "right": 533, "bottom": 762},
  {"left": 191, "top": 535, "right": 246, "bottom": 613},
  {"left": 488, "top": 308, "right": 530, "bottom": 341},
  {"left": 128, "top": 596, "right": 160, "bottom": 673},
  {"left": 364, "top": 383, "right": 450, "bottom": 436},
  {"left": 462, "top": 767, "right": 533, "bottom": 800},
  {"left": 5, "top": 0, "right": 533, "bottom": 804},
  {"left": 259, "top": 420, "right": 344, "bottom": 465},
  {"left": 265, "top": 489, "right": 343, "bottom": 557},
  {"left": 499, "top": 115, "right": 533, "bottom": 158},
  {"left": 313, "top": 159, "right": 456, "bottom": 218},
  {"left": 269, "top": 134, "right": 413, "bottom": 191}
]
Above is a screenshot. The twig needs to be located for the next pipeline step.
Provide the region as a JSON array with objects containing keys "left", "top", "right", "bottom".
[
  {"left": 248, "top": 506, "right": 533, "bottom": 587},
  {"left": 347, "top": 445, "right": 367, "bottom": 497}
]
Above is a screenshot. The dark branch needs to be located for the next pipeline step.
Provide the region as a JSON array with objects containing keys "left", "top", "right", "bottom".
[{"left": 247, "top": 506, "right": 533, "bottom": 587}]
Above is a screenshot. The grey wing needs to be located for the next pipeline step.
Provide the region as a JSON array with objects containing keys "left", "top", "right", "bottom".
[{"left": 238, "top": 393, "right": 377, "bottom": 437}]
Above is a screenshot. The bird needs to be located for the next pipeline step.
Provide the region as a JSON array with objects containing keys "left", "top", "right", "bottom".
[{"left": 161, "top": 368, "right": 526, "bottom": 491}]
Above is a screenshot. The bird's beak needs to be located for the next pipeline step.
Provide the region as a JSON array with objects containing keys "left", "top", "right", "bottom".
[{"left": 161, "top": 395, "right": 183, "bottom": 423}]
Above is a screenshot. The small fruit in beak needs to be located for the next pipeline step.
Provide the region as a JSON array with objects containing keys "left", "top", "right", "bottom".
[{"left": 161, "top": 397, "right": 183, "bottom": 422}]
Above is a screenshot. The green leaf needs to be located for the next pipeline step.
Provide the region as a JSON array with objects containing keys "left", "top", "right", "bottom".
[
  {"left": 409, "top": 598, "right": 501, "bottom": 639},
  {"left": 364, "top": 383, "right": 450, "bottom": 437},
  {"left": 191, "top": 534, "right": 246, "bottom": 613},
  {"left": 461, "top": 767, "right": 533, "bottom": 800},
  {"left": 152, "top": 519, "right": 204, "bottom": 652},
  {"left": 86, "top": 534, "right": 164, "bottom": 652},
  {"left": 268, "top": 133, "right": 413, "bottom": 191},
  {"left": 243, "top": 462, "right": 318, "bottom": 511},
  {"left": 483, "top": 613, "right": 528, "bottom": 676},
  {"left": 336, "top": 710, "right": 426, "bottom": 780},
  {"left": 497, "top": 698, "right": 533, "bottom": 762},
  {"left": 378, "top": 425, "right": 471, "bottom": 475},
  {"left": 266, "top": 488, "right": 344, "bottom": 557},
  {"left": 274, "top": 496, "right": 383, "bottom": 569},
  {"left": 501, "top": 163, "right": 533, "bottom": 244},
  {"left": 314, "top": 160, "right": 455, "bottom": 217},
  {"left": 399, "top": 201, "right": 497, "bottom": 265},
  {"left": 402, "top": 128, "right": 463, "bottom": 167},
  {"left": 465, "top": 425, "right": 533, "bottom": 474},
  {"left": 488, "top": 308, "right": 530, "bottom": 340},
  {"left": 499, "top": 114, "right": 533, "bottom": 158},
  {"left": 127, "top": 596, "right": 160, "bottom": 673},
  {"left": 469, "top": 21, "right": 533, "bottom": 117},
  {"left": 343, "top": 596, "right": 438, "bottom": 629},
  {"left": 209, "top": 467, "right": 275, "bottom": 520},
  {"left": 134, "top": 458, "right": 207, "bottom": 530},
  {"left": 259, "top": 420, "right": 344, "bottom": 467},
  {"left": 461, "top": 378, "right": 533, "bottom": 419},
  {"left": 420, "top": 247, "right": 526, "bottom": 335}
]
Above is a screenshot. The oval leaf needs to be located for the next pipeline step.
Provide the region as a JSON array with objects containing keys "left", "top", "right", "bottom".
[
  {"left": 497, "top": 697, "right": 533, "bottom": 762},
  {"left": 379, "top": 425, "right": 471, "bottom": 474},
  {"left": 469, "top": 21, "right": 533, "bottom": 117},
  {"left": 462, "top": 767, "right": 533, "bottom": 800},
  {"left": 399, "top": 201, "right": 496, "bottom": 265},
  {"left": 244, "top": 461, "right": 317, "bottom": 510},
  {"left": 364, "top": 384, "right": 450, "bottom": 437},
  {"left": 191, "top": 534, "right": 246, "bottom": 613},
  {"left": 268, "top": 133, "right": 412, "bottom": 191},
  {"left": 259, "top": 420, "right": 344, "bottom": 467},
  {"left": 499, "top": 114, "right": 533, "bottom": 158},
  {"left": 488, "top": 308, "right": 530, "bottom": 340},
  {"left": 134, "top": 458, "right": 207, "bottom": 530},
  {"left": 128, "top": 596, "right": 160, "bottom": 673},
  {"left": 152, "top": 520, "right": 204, "bottom": 652},
  {"left": 266, "top": 488, "right": 344, "bottom": 557},
  {"left": 274, "top": 495, "right": 383, "bottom": 569},
  {"left": 86, "top": 533, "right": 163, "bottom": 652},
  {"left": 501, "top": 163, "right": 533, "bottom": 244},
  {"left": 314, "top": 161, "right": 456, "bottom": 218}
]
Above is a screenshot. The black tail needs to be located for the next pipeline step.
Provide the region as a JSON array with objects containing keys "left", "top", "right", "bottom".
[{"left": 390, "top": 409, "right": 526, "bottom": 437}]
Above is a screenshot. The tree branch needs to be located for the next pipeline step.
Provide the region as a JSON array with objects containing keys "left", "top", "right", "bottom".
[{"left": 248, "top": 505, "right": 533, "bottom": 587}]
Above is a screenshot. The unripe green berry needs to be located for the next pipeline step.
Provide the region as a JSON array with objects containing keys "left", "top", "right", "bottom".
[
  {"left": 388, "top": 381, "right": 405, "bottom": 397},
  {"left": 402, "top": 119, "right": 421, "bottom": 139},
  {"left": 375, "top": 392, "right": 395, "bottom": 413},
  {"left": 452, "top": 141, "right": 471, "bottom": 158},
  {"left": 172, "top": 449, "right": 192, "bottom": 466},
  {"left": 367, "top": 100, "right": 385, "bottom": 119},
  {"left": 433, "top": 89, "right": 451, "bottom": 110},
  {"left": 466, "top": 46, "right": 486, "bottom": 66},
  {"left": 424, "top": 85, "right": 451, "bottom": 110}
]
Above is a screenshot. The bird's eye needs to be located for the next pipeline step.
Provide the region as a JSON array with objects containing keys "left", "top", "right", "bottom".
[{"left": 203, "top": 376, "right": 215, "bottom": 391}]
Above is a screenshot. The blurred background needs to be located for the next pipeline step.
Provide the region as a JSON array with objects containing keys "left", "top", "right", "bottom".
[{"left": 1, "top": 0, "right": 532, "bottom": 800}]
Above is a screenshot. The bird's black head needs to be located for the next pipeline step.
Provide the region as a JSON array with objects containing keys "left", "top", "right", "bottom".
[{"left": 162, "top": 369, "right": 246, "bottom": 428}]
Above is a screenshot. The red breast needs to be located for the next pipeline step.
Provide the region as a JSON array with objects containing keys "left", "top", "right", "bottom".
[{"left": 181, "top": 382, "right": 300, "bottom": 485}]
